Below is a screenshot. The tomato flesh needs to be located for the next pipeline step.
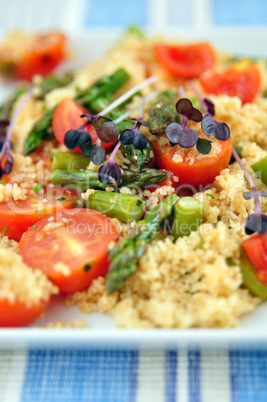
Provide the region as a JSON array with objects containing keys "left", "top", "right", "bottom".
[
  {"left": 154, "top": 42, "right": 216, "bottom": 79},
  {"left": 200, "top": 62, "right": 261, "bottom": 104},
  {"left": 52, "top": 98, "right": 116, "bottom": 152},
  {"left": 152, "top": 135, "right": 232, "bottom": 188},
  {"left": 0, "top": 32, "right": 66, "bottom": 81},
  {"left": 243, "top": 233, "right": 267, "bottom": 283},
  {"left": 0, "top": 186, "right": 77, "bottom": 242},
  {"left": 19, "top": 209, "right": 117, "bottom": 293},
  {"left": 0, "top": 298, "right": 49, "bottom": 327}
]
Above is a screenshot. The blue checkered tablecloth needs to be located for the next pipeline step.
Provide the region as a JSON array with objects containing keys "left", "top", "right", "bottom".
[{"left": 1, "top": 349, "right": 267, "bottom": 401}]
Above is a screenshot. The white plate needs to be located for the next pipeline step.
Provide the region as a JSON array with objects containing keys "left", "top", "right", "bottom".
[{"left": 1, "top": 28, "right": 267, "bottom": 350}]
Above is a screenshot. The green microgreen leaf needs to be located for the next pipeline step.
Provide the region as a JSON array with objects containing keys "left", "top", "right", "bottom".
[
  {"left": 31, "top": 224, "right": 37, "bottom": 230},
  {"left": 84, "top": 264, "right": 91, "bottom": 272},
  {"left": 196, "top": 137, "right": 213, "bottom": 154},
  {"left": 33, "top": 184, "right": 44, "bottom": 194},
  {"left": 57, "top": 197, "right": 66, "bottom": 202},
  {"left": 206, "top": 193, "right": 215, "bottom": 199},
  {"left": 3, "top": 226, "right": 8, "bottom": 234}
]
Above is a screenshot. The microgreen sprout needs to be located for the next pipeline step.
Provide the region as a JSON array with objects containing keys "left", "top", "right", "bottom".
[
  {"left": 232, "top": 147, "right": 267, "bottom": 236},
  {"left": 165, "top": 98, "right": 202, "bottom": 149},
  {"left": 0, "top": 89, "right": 32, "bottom": 179},
  {"left": 190, "top": 84, "right": 230, "bottom": 142},
  {"left": 64, "top": 76, "right": 157, "bottom": 166}
]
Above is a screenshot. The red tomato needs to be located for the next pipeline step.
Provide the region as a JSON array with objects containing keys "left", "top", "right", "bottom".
[
  {"left": 19, "top": 209, "right": 117, "bottom": 293},
  {"left": 0, "top": 32, "right": 66, "bottom": 81},
  {"left": 52, "top": 98, "right": 116, "bottom": 152},
  {"left": 200, "top": 62, "right": 261, "bottom": 104},
  {"left": 146, "top": 177, "right": 173, "bottom": 193},
  {"left": 243, "top": 232, "right": 267, "bottom": 284},
  {"left": 154, "top": 42, "right": 216, "bottom": 79},
  {"left": 0, "top": 298, "right": 49, "bottom": 327},
  {"left": 152, "top": 135, "right": 232, "bottom": 188},
  {"left": 0, "top": 186, "right": 77, "bottom": 242}
]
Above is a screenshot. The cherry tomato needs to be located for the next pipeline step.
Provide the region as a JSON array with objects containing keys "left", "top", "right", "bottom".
[
  {"left": 19, "top": 209, "right": 117, "bottom": 293},
  {"left": 200, "top": 61, "right": 261, "bottom": 104},
  {"left": 243, "top": 232, "right": 267, "bottom": 284},
  {"left": 154, "top": 42, "right": 216, "bottom": 79},
  {"left": 0, "top": 32, "right": 67, "bottom": 81},
  {"left": 52, "top": 98, "right": 116, "bottom": 152},
  {"left": 152, "top": 135, "right": 232, "bottom": 188},
  {"left": 0, "top": 298, "right": 49, "bottom": 327},
  {"left": 0, "top": 186, "right": 77, "bottom": 242}
]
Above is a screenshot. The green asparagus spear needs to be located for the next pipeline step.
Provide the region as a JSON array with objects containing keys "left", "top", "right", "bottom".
[
  {"left": 74, "top": 68, "right": 130, "bottom": 113},
  {"left": 147, "top": 90, "right": 181, "bottom": 136},
  {"left": 51, "top": 167, "right": 169, "bottom": 191},
  {"left": 23, "top": 68, "right": 131, "bottom": 155},
  {"left": 33, "top": 72, "right": 74, "bottom": 98},
  {"left": 171, "top": 197, "right": 205, "bottom": 239},
  {"left": 51, "top": 151, "right": 90, "bottom": 171},
  {"left": 83, "top": 190, "right": 145, "bottom": 222},
  {"left": 121, "top": 139, "right": 155, "bottom": 170},
  {"left": 251, "top": 155, "right": 267, "bottom": 187},
  {"left": 24, "top": 108, "right": 55, "bottom": 155},
  {"left": 106, "top": 194, "right": 179, "bottom": 293}
]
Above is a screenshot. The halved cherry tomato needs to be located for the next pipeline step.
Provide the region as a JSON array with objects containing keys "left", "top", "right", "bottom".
[
  {"left": 146, "top": 177, "right": 173, "bottom": 193},
  {"left": 154, "top": 42, "right": 216, "bottom": 79},
  {"left": 0, "top": 31, "right": 67, "bottom": 81},
  {"left": 19, "top": 209, "right": 117, "bottom": 293},
  {"left": 52, "top": 98, "right": 116, "bottom": 152},
  {"left": 200, "top": 61, "right": 261, "bottom": 104},
  {"left": 0, "top": 186, "right": 77, "bottom": 242},
  {"left": 0, "top": 298, "right": 49, "bottom": 327},
  {"left": 243, "top": 232, "right": 267, "bottom": 284},
  {"left": 152, "top": 135, "right": 232, "bottom": 188}
]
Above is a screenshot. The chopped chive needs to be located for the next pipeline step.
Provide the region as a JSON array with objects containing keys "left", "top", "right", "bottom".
[
  {"left": 206, "top": 193, "right": 215, "bottom": 199},
  {"left": 31, "top": 224, "right": 37, "bottom": 230},
  {"left": 33, "top": 184, "right": 44, "bottom": 193},
  {"left": 57, "top": 197, "right": 66, "bottom": 202},
  {"left": 84, "top": 264, "right": 91, "bottom": 272},
  {"left": 136, "top": 199, "right": 142, "bottom": 207},
  {"left": 3, "top": 226, "right": 8, "bottom": 234}
]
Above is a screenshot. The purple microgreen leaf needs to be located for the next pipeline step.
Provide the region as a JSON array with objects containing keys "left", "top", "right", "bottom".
[
  {"left": 178, "top": 128, "right": 198, "bottom": 149},
  {"left": 176, "top": 98, "right": 193, "bottom": 115},
  {"left": 81, "top": 143, "right": 106, "bottom": 164},
  {"left": 165, "top": 122, "right": 182, "bottom": 144},
  {"left": 196, "top": 137, "right": 213, "bottom": 154},
  {"left": 201, "top": 115, "right": 215, "bottom": 136},
  {"left": 201, "top": 115, "right": 230, "bottom": 140},
  {"left": 120, "top": 129, "right": 135, "bottom": 145},
  {"left": 64, "top": 129, "right": 80, "bottom": 149},
  {"left": 243, "top": 191, "right": 267, "bottom": 200},
  {"left": 98, "top": 162, "right": 121, "bottom": 186},
  {"left": 187, "top": 108, "right": 203, "bottom": 123},
  {"left": 204, "top": 98, "right": 215, "bottom": 116},
  {"left": 91, "top": 115, "right": 112, "bottom": 129},
  {"left": 77, "top": 131, "right": 92, "bottom": 149},
  {"left": 0, "top": 165, "right": 3, "bottom": 179},
  {"left": 132, "top": 132, "right": 148, "bottom": 150},
  {"left": 245, "top": 213, "right": 267, "bottom": 236},
  {"left": 213, "top": 122, "right": 230, "bottom": 141},
  {"left": 96, "top": 121, "right": 118, "bottom": 143},
  {"left": 3, "top": 159, "right": 13, "bottom": 174}
]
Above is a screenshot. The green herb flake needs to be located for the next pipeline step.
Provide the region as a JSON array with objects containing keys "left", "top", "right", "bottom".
[
  {"left": 84, "top": 264, "right": 91, "bottom": 272},
  {"left": 136, "top": 200, "right": 142, "bottom": 207},
  {"left": 206, "top": 193, "right": 215, "bottom": 199},
  {"left": 31, "top": 224, "right": 37, "bottom": 230},
  {"left": 3, "top": 227, "right": 8, "bottom": 234},
  {"left": 57, "top": 197, "right": 66, "bottom": 202},
  {"left": 33, "top": 184, "right": 44, "bottom": 194}
]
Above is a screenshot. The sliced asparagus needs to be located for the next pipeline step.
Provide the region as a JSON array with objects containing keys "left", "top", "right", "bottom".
[{"left": 106, "top": 194, "right": 179, "bottom": 293}]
